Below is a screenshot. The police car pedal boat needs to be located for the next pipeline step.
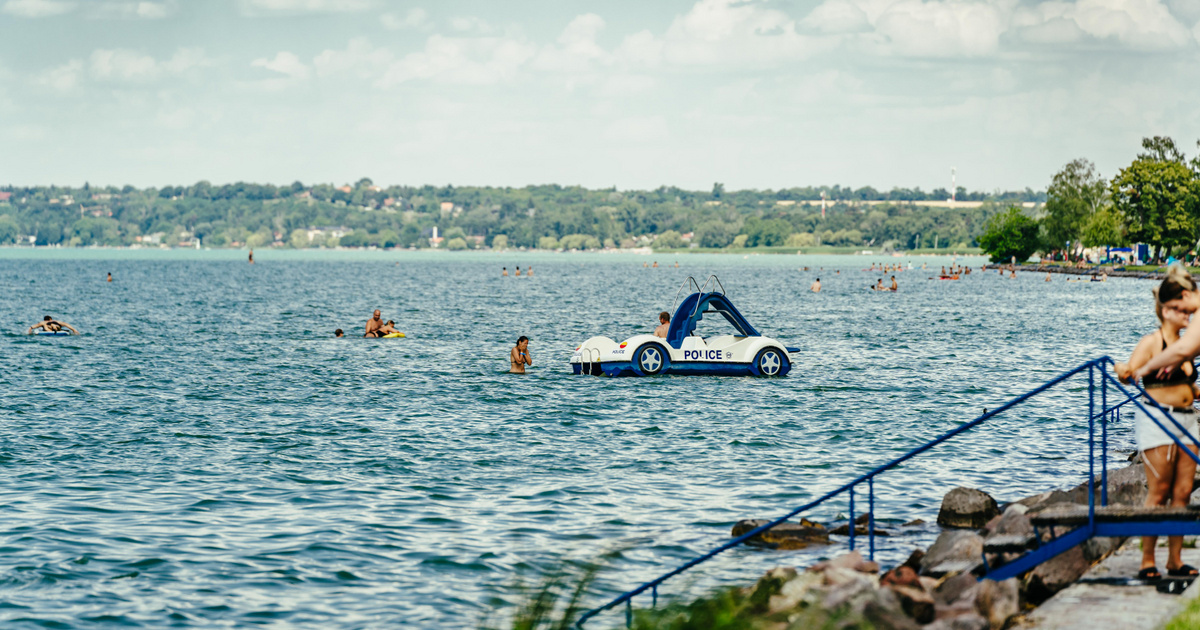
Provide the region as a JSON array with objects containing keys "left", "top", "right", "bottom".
[{"left": 571, "top": 276, "right": 797, "bottom": 377}]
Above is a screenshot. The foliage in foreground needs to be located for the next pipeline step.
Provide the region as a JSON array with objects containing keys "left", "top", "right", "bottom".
[
  {"left": 1165, "top": 594, "right": 1200, "bottom": 630},
  {"left": 484, "top": 561, "right": 866, "bottom": 630}
]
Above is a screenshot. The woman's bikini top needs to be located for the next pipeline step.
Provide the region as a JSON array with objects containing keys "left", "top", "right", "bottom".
[{"left": 1143, "top": 332, "right": 1199, "bottom": 388}]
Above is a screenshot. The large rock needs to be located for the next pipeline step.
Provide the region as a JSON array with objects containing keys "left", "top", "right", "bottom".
[
  {"left": 1023, "top": 545, "right": 1089, "bottom": 604},
  {"left": 934, "top": 571, "right": 980, "bottom": 606},
  {"left": 886, "top": 583, "right": 935, "bottom": 623},
  {"left": 921, "top": 530, "right": 984, "bottom": 576},
  {"left": 731, "top": 518, "right": 829, "bottom": 550},
  {"left": 863, "top": 592, "right": 924, "bottom": 630},
  {"left": 974, "top": 578, "right": 1019, "bottom": 629},
  {"left": 924, "top": 615, "right": 990, "bottom": 630},
  {"left": 987, "top": 503, "right": 1032, "bottom": 536},
  {"left": 938, "top": 487, "right": 1000, "bottom": 529}
]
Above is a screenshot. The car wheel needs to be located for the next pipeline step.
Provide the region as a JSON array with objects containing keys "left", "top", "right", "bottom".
[
  {"left": 635, "top": 344, "right": 666, "bottom": 375},
  {"left": 755, "top": 347, "right": 786, "bottom": 377}
]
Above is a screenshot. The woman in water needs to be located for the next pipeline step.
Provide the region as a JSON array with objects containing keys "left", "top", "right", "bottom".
[
  {"left": 510, "top": 336, "right": 532, "bottom": 374},
  {"left": 1116, "top": 265, "right": 1200, "bottom": 579}
]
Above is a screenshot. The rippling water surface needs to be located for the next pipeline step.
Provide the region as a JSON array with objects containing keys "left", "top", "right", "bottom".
[{"left": 0, "top": 249, "right": 1153, "bottom": 628}]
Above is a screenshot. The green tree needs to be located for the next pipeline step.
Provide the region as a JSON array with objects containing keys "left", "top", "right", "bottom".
[
  {"left": 1110, "top": 158, "right": 1199, "bottom": 259},
  {"left": 446, "top": 237, "right": 467, "bottom": 250},
  {"left": 978, "top": 206, "right": 1041, "bottom": 263},
  {"left": 491, "top": 234, "right": 509, "bottom": 250},
  {"left": 741, "top": 217, "right": 791, "bottom": 247},
  {"left": 289, "top": 228, "right": 310, "bottom": 249},
  {"left": 537, "top": 236, "right": 559, "bottom": 250},
  {"left": 711, "top": 182, "right": 724, "bottom": 199},
  {"left": 652, "top": 230, "right": 684, "bottom": 249},
  {"left": 1044, "top": 158, "right": 1107, "bottom": 249},
  {"left": 1080, "top": 207, "right": 1126, "bottom": 248},
  {"left": 694, "top": 220, "right": 736, "bottom": 248},
  {"left": 0, "top": 215, "right": 18, "bottom": 244}
]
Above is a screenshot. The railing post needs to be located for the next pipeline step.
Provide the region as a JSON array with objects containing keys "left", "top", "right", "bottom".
[
  {"left": 848, "top": 485, "right": 856, "bottom": 552},
  {"left": 1101, "top": 365, "right": 1108, "bottom": 506},
  {"left": 626, "top": 599, "right": 632, "bottom": 628},
  {"left": 868, "top": 477, "right": 875, "bottom": 561},
  {"left": 1088, "top": 364, "right": 1096, "bottom": 531}
]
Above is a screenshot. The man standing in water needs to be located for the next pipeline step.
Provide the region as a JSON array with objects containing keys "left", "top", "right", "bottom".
[
  {"left": 511, "top": 336, "right": 532, "bottom": 373},
  {"left": 249, "top": 249, "right": 254, "bottom": 264},
  {"left": 810, "top": 278, "right": 821, "bottom": 293},
  {"left": 890, "top": 276, "right": 898, "bottom": 291},
  {"left": 364, "top": 309, "right": 384, "bottom": 337}
]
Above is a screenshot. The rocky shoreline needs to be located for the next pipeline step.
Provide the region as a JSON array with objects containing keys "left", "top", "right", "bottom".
[
  {"left": 729, "top": 461, "right": 1153, "bottom": 629},
  {"left": 983, "top": 263, "right": 1167, "bottom": 280}
]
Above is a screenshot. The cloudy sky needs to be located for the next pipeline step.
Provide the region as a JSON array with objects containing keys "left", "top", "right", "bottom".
[{"left": 1, "top": 0, "right": 1198, "bottom": 192}]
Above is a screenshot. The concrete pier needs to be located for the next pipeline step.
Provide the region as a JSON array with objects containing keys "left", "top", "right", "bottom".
[{"left": 1020, "top": 540, "right": 1200, "bottom": 629}]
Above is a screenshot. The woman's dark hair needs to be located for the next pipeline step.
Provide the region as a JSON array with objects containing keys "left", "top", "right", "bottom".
[{"left": 517, "top": 336, "right": 529, "bottom": 344}]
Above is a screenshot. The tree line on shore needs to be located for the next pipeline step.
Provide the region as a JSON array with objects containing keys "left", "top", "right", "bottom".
[
  {"left": 979, "top": 136, "right": 1200, "bottom": 264},
  {"left": 0, "top": 178, "right": 1044, "bottom": 252}
]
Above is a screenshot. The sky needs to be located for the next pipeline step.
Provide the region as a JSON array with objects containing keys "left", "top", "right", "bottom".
[{"left": 1, "top": 0, "right": 1198, "bottom": 193}]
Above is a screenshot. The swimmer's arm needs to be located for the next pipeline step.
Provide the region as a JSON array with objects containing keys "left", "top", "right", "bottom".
[
  {"left": 523, "top": 349, "right": 532, "bottom": 366},
  {"left": 1136, "top": 327, "right": 1200, "bottom": 380},
  {"left": 511, "top": 347, "right": 521, "bottom": 364},
  {"left": 59, "top": 322, "right": 79, "bottom": 334},
  {"left": 27, "top": 322, "right": 44, "bottom": 334}
]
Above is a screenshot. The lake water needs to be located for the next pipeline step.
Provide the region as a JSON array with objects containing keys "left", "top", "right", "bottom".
[{"left": 0, "top": 249, "right": 1152, "bottom": 628}]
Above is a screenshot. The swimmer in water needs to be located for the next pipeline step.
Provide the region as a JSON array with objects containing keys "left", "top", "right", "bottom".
[
  {"left": 510, "top": 336, "right": 532, "bottom": 373},
  {"left": 1046, "top": 272, "right": 1052, "bottom": 282},
  {"left": 502, "top": 267, "right": 508, "bottom": 277},
  {"left": 515, "top": 266, "right": 522, "bottom": 277},
  {"left": 106, "top": 272, "right": 112, "bottom": 282},
  {"left": 28, "top": 315, "right": 79, "bottom": 335},
  {"left": 249, "top": 249, "right": 254, "bottom": 264},
  {"left": 335, "top": 329, "right": 344, "bottom": 337},
  {"left": 811, "top": 278, "right": 821, "bottom": 293},
  {"left": 653, "top": 261, "right": 658, "bottom": 268},
  {"left": 364, "top": 309, "right": 385, "bottom": 337},
  {"left": 654, "top": 312, "right": 670, "bottom": 338},
  {"left": 527, "top": 266, "right": 533, "bottom": 277},
  {"left": 379, "top": 320, "right": 401, "bottom": 336},
  {"left": 890, "top": 276, "right": 897, "bottom": 291},
  {"left": 874, "top": 278, "right": 885, "bottom": 291}
]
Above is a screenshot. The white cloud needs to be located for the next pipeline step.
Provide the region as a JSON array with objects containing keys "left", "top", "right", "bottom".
[
  {"left": 619, "top": 0, "right": 828, "bottom": 68},
  {"left": 89, "top": 47, "right": 208, "bottom": 82},
  {"left": 85, "top": 1, "right": 173, "bottom": 19},
  {"left": 252, "top": 51, "right": 310, "bottom": 79},
  {"left": 380, "top": 8, "right": 427, "bottom": 31},
  {"left": 534, "top": 13, "right": 609, "bottom": 72},
  {"left": 802, "top": 0, "right": 871, "bottom": 33},
  {"left": 873, "top": 0, "right": 1011, "bottom": 57},
  {"left": 238, "top": 0, "right": 375, "bottom": 15},
  {"left": 803, "top": 0, "right": 1196, "bottom": 56},
  {"left": 448, "top": 15, "right": 493, "bottom": 34},
  {"left": 376, "top": 35, "right": 537, "bottom": 86},
  {"left": 37, "top": 59, "right": 83, "bottom": 91},
  {"left": 313, "top": 38, "right": 393, "bottom": 79},
  {"left": 2, "top": 0, "right": 73, "bottom": 18}
]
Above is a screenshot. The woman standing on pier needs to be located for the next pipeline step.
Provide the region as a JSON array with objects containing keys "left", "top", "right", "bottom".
[{"left": 1118, "top": 265, "right": 1200, "bottom": 579}]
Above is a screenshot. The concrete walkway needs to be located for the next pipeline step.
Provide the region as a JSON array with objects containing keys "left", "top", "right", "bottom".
[{"left": 1020, "top": 540, "right": 1200, "bottom": 630}]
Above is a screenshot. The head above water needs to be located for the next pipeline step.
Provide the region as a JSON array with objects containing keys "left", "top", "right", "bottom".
[
  {"left": 1155, "top": 264, "right": 1200, "bottom": 322},
  {"left": 44, "top": 315, "right": 52, "bottom": 321},
  {"left": 373, "top": 309, "right": 381, "bottom": 319},
  {"left": 659, "top": 311, "right": 670, "bottom": 324},
  {"left": 335, "top": 329, "right": 344, "bottom": 337},
  {"left": 516, "top": 335, "right": 529, "bottom": 348}
]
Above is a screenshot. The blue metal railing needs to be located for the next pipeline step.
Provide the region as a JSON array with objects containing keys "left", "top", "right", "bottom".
[{"left": 576, "top": 357, "right": 1200, "bottom": 628}]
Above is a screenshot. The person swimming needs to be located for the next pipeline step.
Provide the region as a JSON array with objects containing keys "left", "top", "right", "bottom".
[
  {"left": 28, "top": 315, "right": 79, "bottom": 335},
  {"left": 510, "top": 336, "right": 532, "bottom": 373},
  {"left": 335, "top": 329, "right": 344, "bottom": 337},
  {"left": 811, "top": 278, "right": 821, "bottom": 293},
  {"left": 502, "top": 267, "right": 508, "bottom": 277},
  {"left": 379, "top": 320, "right": 401, "bottom": 336},
  {"left": 890, "top": 276, "right": 897, "bottom": 291},
  {"left": 515, "top": 266, "right": 522, "bottom": 277},
  {"left": 527, "top": 266, "right": 533, "bottom": 277},
  {"left": 106, "top": 272, "right": 112, "bottom": 282}
]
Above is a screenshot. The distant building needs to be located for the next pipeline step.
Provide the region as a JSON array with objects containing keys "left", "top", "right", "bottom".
[
  {"left": 0, "top": 191, "right": 14, "bottom": 202},
  {"left": 337, "top": 185, "right": 352, "bottom": 194},
  {"left": 440, "top": 201, "right": 454, "bottom": 212}
]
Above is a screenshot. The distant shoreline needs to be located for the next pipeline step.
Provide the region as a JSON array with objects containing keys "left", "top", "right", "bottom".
[{"left": 0, "top": 244, "right": 985, "bottom": 257}]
